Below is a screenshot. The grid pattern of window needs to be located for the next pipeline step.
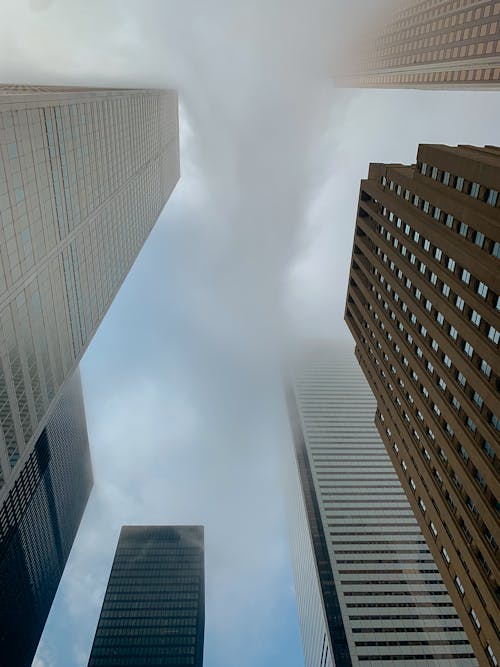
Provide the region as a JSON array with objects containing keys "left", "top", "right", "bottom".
[
  {"left": 345, "top": 144, "right": 499, "bottom": 666},
  {"left": 0, "top": 369, "right": 93, "bottom": 667},
  {"left": 0, "top": 86, "right": 179, "bottom": 501},
  {"left": 286, "top": 344, "right": 476, "bottom": 666},
  {"left": 88, "top": 526, "right": 205, "bottom": 667},
  {"left": 339, "top": 0, "right": 500, "bottom": 89}
]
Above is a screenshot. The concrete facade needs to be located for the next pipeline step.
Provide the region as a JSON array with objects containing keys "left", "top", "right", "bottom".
[{"left": 345, "top": 144, "right": 499, "bottom": 666}]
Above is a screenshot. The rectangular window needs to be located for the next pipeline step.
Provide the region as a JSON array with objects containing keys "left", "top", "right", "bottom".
[
  {"left": 470, "top": 182, "right": 480, "bottom": 198},
  {"left": 474, "top": 231, "right": 485, "bottom": 248},
  {"left": 486, "top": 189, "right": 498, "bottom": 206},
  {"left": 477, "top": 281, "right": 488, "bottom": 298}
]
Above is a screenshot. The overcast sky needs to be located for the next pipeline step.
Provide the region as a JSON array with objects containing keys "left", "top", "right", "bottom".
[{"left": 1, "top": 1, "right": 500, "bottom": 666}]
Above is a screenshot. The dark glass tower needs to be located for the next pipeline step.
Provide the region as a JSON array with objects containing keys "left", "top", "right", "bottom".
[
  {"left": 88, "top": 525, "right": 205, "bottom": 667},
  {"left": 0, "top": 369, "right": 93, "bottom": 667}
]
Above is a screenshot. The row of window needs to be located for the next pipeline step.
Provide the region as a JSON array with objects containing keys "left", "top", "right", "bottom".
[
  {"left": 365, "top": 284, "right": 499, "bottom": 559},
  {"left": 378, "top": 402, "right": 498, "bottom": 667},
  {"left": 368, "top": 249, "right": 499, "bottom": 484},
  {"left": 358, "top": 301, "right": 499, "bottom": 603},
  {"left": 370, "top": 261, "right": 499, "bottom": 475}
]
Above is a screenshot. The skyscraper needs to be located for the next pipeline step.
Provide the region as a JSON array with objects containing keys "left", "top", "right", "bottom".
[
  {"left": 0, "top": 368, "right": 93, "bottom": 667},
  {"left": 284, "top": 343, "right": 477, "bottom": 667},
  {"left": 88, "top": 525, "right": 205, "bottom": 667},
  {"left": 338, "top": 0, "right": 500, "bottom": 89},
  {"left": 345, "top": 144, "right": 499, "bottom": 666},
  {"left": 0, "top": 85, "right": 179, "bottom": 503}
]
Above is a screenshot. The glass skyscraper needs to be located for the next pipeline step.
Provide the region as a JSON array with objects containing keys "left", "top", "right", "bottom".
[
  {"left": 0, "top": 85, "right": 179, "bottom": 504},
  {"left": 284, "top": 344, "right": 477, "bottom": 666},
  {"left": 88, "top": 525, "right": 205, "bottom": 667},
  {"left": 0, "top": 369, "right": 93, "bottom": 667}
]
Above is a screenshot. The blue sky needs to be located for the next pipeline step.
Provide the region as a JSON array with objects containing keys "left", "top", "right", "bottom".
[{"left": 1, "top": 1, "right": 499, "bottom": 666}]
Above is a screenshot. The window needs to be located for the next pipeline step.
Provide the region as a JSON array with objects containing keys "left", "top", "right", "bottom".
[
  {"left": 430, "top": 521, "right": 438, "bottom": 538},
  {"left": 486, "top": 645, "right": 498, "bottom": 667},
  {"left": 447, "top": 257, "right": 456, "bottom": 271},
  {"left": 455, "top": 576, "right": 465, "bottom": 596},
  {"left": 449, "top": 325, "right": 458, "bottom": 340},
  {"left": 483, "top": 441, "right": 495, "bottom": 461},
  {"left": 457, "top": 371, "right": 466, "bottom": 387},
  {"left": 486, "top": 189, "right": 498, "bottom": 206},
  {"left": 442, "top": 283, "right": 450, "bottom": 297},
  {"left": 418, "top": 498, "right": 426, "bottom": 514},
  {"left": 492, "top": 242, "right": 500, "bottom": 259},
  {"left": 423, "top": 201, "right": 430, "bottom": 213},
  {"left": 434, "top": 247, "right": 443, "bottom": 260},
  {"left": 463, "top": 341, "right": 474, "bottom": 357},
  {"left": 436, "top": 312, "right": 444, "bottom": 325},
  {"left": 467, "top": 417, "right": 477, "bottom": 433},
  {"left": 459, "top": 222, "right": 469, "bottom": 237},
  {"left": 481, "top": 359, "right": 492, "bottom": 378},
  {"left": 409, "top": 478, "right": 416, "bottom": 492},
  {"left": 7, "top": 142, "right": 17, "bottom": 159},
  {"left": 455, "top": 295, "right": 465, "bottom": 311},
  {"left": 472, "top": 392, "right": 484, "bottom": 409},
  {"left": 459, "top": 446, "right": 469, "bottom": 461},
  {"left": 431, "top": 166, "right": 438, "bottom": 180},
  {"left": 461, "top": 268, "right": 471, "bottom": 284},
  {"left": 488, "top": 325, "right": 500, "bottom": 345},
  {"left": 491, "top": 414, "right": 500, "bottom": 432},
  {"left": 433, "top": 207, "right": 441, "bottom": 220},
  {"left": 474, "top": 231, "right": 485, "bottom": 248},
  {"left": 477, "top": 281, "right": 488, "bottom": 298},
  {"left": 445, "top": 213, "right": 454, "bottom": 228},
  {"left": 442, "top": 171, "right": 450, "bottom": 185},
  {"left": 470, "top": 608, "right": 481, "bottom": 631},
  {"left": 441, "top": 546, "right": 450, "bottom": 565},
  {"left": 470, "top": 310, "right": 481, "bottom": 327},
  {"left": 469, "top": 182, "right": 480, "bottom": 198}
]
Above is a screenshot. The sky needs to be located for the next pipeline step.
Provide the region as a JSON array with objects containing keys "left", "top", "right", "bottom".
[{"left": 1, "top": 1, "right": 499, "bottom": 666}]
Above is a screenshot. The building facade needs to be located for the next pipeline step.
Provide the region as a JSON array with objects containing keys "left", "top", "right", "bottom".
[
  {"left": 0, "top": 85, "right": 179, "bottom": 503},
  {"left": 345, "top": 144, "right": 499, "bottom": 666},
  {"left": 0, "top": 369, "right": 93, "bottom": 667},
  {"left": 338, "top": 0, "right": 500, "bottom": 89},
  {"left": 285, "top": 343, "right": 477, "bottom": 666},
  {"left": 88, "top": 525, "right": 205, "bottom": 667}
]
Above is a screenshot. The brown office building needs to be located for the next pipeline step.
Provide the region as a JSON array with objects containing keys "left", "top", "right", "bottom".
[
  {"left": 339, "top": 0, "right": 500, "bottom": 89},
  {"left": 344, "top": 144, "right": 499, "bottom": 666}
]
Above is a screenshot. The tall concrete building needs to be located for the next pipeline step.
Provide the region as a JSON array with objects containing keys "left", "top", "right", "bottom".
[
  {"left": 345, "top": 144, "right": 499, "bottom": 666},
  {"left": 0, "top": 369, "right": 93, "bottom": 667},
  {"left": 88, "top": 525, "right": 205, "bottom": 667},
  {"left": 339, "top": 0, "right": 500, "bottom": 89},
  {"left": 284, "top": 344, "right": 477, "bottom": 667},
  {"left": 0, "top": 85, "right": 179, "bottom": 504}
]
